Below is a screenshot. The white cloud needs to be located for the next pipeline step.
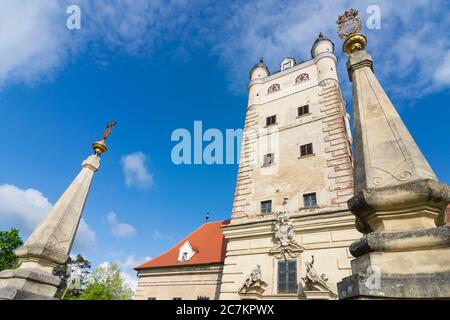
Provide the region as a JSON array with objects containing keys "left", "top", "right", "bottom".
[
  {"left": 0, "top": 0, "right": 448, "bottom": 100},
  {"left": 73, "top": 219, "right": 97, "bottom": 252},
  {"left": 0, "top": 184, "right": 52, "bottom": 229},
  {"left": 434, "top": 51, "right": 450, "bottom": 88},
  {"left": 0, "top": 1, "right": 72, "bottom": 87},
  {"left": 0, "top": 183, "right": 96, "bottom": 252},
  {"left": 106, "top": 212, "right": 136, "bottom": 238},
  {"left": 152, "top": 230, "right": 175, "bottom": 243},
  {"left": 0, "top": 0, "right": 196, "bottom": 88},
  {"left": 213, "top": 0, "right": 450, "bottom": 98},
  {"left": 121, "top": 152, "right": 153, "bottom": 189}
]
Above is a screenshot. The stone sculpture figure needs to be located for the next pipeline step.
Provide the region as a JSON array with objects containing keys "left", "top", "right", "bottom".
[
  {"left": 244, "top": 264, "right": 262, "bottom": 288},
  {"left": 239, "top": 264, "right": 268, "bottom": 295},
  {"left": 304, "top": 256, "right": 328, "bottom": 285},
  {"left": 273, "top": 211, "right": 295, "bottom": 247}
]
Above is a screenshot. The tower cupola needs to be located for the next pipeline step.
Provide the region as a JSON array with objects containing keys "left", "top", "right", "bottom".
[
  {"left": 311, "top": 33, "right": 335, "bottom": 58},
  {"left": 250, "top": 57, "right": 270, "bottom": 80}
]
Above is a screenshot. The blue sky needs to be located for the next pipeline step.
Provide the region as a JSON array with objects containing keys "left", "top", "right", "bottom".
[{"left": 0, "top": 0, "right": 449, "bottom": 288}]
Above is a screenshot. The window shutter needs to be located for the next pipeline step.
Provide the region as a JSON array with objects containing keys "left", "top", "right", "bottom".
[
  {"left": 278, "top": 261, "right": 288, "bottom": 293},
  {"left": 278, "top": 260, "right": 297, "bottom": 294}
]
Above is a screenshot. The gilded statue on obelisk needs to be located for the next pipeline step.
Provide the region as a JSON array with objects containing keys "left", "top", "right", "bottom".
[
  {"left": 93, "top": 120, "right": 117, "bottom": 156},
  {"left": 336, "top": 9, "right": 367, "bottom": 56}
]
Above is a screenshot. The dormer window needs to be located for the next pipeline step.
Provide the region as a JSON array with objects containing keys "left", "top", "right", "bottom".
[
  {"left": 295, "top": 73, "right": 310, "bottom": 84},
  {"left": 177, "top": 241, "right": 197, "bottom": 262},
  {"left": 267, "top": 84, "right": 281, "bottom": 95},
  {"left": 280, "top": 57, "right": 295, "bottom": 71}
]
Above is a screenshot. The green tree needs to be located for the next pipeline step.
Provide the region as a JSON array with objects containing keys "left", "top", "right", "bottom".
[
  {"left": 0, "top": 228, "right": 23, "bottom": 271},
  {"left": 54, "top": 254, "right": 91, "bottom": 300},
  {"left": 79, "top": 262, "right": 133, "bottom": 300}
]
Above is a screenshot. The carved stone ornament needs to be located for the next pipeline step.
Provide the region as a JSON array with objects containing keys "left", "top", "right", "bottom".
[
  {"left": 270, "top": 212, "right": 304, "bottom": 259},
  {"left": 336, "top": 9, "right": 362, "bottom": 39},
  {"left": 238, "top": 265, "right": 268, "bottom": 295},
  {"left": 336, "top": 9, "right": 367, "bottom": 56},
  {"left": 302, "top": 256, "right": 336, "bottom": 297}
]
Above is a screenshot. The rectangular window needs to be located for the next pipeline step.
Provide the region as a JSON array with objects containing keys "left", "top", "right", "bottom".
[
  {"left": 300, "top": 143, "right": 314, "bottom": 157},
  {"left": 261, "top": 200, "right": 272, "bottom": 214},
  {"left": 278, "top": 260, "right": 297, "bottom": 294},
  {"left": 266, "top": 115, "right": 277, "bottom": 126},
  {"left": 197, "top": 296, "right": 210, "bottom": 300},
  {"left": 303, "top": 193, "right": 317, "bottom": 208},
  {"left": 263, "top": 153, "right": 274, "bottom": 166},
  {"left": 173, "top": 297, "right": 182, "bottom": 300},
  {"left": 298, "top": 105, "right": 310, "bottom": 117},
  {"left": 147, "top": 297, "right": 156, "bottom": 300}
]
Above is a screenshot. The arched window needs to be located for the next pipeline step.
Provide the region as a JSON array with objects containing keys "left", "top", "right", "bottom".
[
  {"left": 267, "top": 84, "right": 281, "bottom": 95},
  {"left": 295, "top": 73, "right": 310, "bottom": 84}
]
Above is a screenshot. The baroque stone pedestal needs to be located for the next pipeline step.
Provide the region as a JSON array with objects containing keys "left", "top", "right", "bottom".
[{"left": 338, "top": 180, "right": 450, "bottom": 299}]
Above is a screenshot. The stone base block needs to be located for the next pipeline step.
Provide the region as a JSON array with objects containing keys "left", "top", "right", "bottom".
[
  {"left": 0, "top": 268, "right": 60, "bottom": 300},
  {"left": 338, "top": 271, "right": 450, "bottom": 299}
]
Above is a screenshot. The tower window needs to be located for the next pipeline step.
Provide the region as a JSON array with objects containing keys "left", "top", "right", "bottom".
[
  {"left": 261, "top": 200, "right": 272, "bottom": 214},
  {"left": 295, "top": 73, "right": 310, "bottom": 84},
  {"left": 267, "top": 84, "right": 281, "bottom": 95},
  {"left": 197, "top": 296, "right": 210, "bottom": 300},
  {"left": 263, "top": 153, "right": 274, "bottom": 166},
  {"left": 298, "top": 105, "right": 310, "bottom": 117},
  {"left": 303, "top": 193, "right": 317, "bottom": 208},
  {"left": 300, "top": 143, "right": 314, "bottom": 157},
  {"left": 266, "top": 115, "right": 277, "bottom": 127},
  {"left": 278, "top": 260, "right": 297, "bottom": 294}
]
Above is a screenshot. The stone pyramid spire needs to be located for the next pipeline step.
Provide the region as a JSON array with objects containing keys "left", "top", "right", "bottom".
[
  {"left": 0, "top": 122, "right": 116, "bottom": 300},
  {"left": 349, "top": 49, "right": 437, "bottom": 192},
  {"left": 335, "top": 9, "right": 450, "bottom": 299}
]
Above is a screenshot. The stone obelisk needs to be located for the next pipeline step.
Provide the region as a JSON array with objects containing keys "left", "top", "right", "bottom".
[
  {"left": 0, "top": 122, "right": 116, "bottom": 300},
  {"left": 335, "top": 9, "right": 450, "bottom": 299}
]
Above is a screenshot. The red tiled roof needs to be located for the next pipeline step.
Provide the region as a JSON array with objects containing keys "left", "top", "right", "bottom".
[{"left": 135, "top": 220, "right": 230, "bottom": 270}]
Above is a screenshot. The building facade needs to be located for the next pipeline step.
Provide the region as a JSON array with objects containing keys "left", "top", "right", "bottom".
[
  {"left": 134, "top": 221, "right": 228, "bottom": 300},
  {"left": 135, "top": 34, "right": 362, "bottom": 300},
  {"left": 219, "top": 34, "right": 360, "bottom": 300}
]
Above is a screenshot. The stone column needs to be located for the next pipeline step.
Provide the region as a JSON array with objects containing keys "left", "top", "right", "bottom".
[
  {"left": 336, "top": 10, "right": 450, "bottom": 299},
  {"left": 0, "top": 155, "right": 100, "bottom": 300}
]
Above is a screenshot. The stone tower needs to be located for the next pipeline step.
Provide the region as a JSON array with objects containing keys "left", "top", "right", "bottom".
[{"left": 220, "top": 35, "right": 361, "bottom": 300}]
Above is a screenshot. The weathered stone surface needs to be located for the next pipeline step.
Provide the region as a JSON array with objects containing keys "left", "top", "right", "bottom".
[
  {"left": 348, "top": 179, "right": 450, "bottom": 234},
  {"left": 0, "top": 288, "right": 57, "bottom": 300},
  {"left": 338, "top": 271, "right": 450, "bottom": 299},
  {"left": 349, "top": 226, "right": 450, "bottom": 257},
  {"left": 349, "top": 50, "right": 437, "bottom": 194}
]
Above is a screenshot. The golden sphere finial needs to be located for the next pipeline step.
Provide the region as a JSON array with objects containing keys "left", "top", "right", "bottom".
[{"left": 337, "top": 9, "right": 367, "bottom": 56}]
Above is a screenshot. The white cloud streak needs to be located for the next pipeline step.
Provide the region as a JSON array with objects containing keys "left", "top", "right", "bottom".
[
  {"left": 0, "top": 0, "right": 448, "bottom": 100},
  {"left": 106, "top": 212, "right": 136, "bottom": 238},
  {"left": 152, "top": 230, "right": 175, "bottom": 243},
  {"left": 0, "top": 183, "right": 96, "bottom": 252}
]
